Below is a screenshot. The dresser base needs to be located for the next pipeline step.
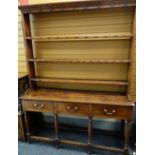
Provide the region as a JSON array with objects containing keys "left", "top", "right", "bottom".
[{"left": 21, "top": 88, "right": 134, "bottom": 155}]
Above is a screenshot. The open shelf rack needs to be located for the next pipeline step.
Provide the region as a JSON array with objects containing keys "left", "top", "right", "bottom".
[{"left": 19, "top": 1, "right": 136, "bottom": 154}]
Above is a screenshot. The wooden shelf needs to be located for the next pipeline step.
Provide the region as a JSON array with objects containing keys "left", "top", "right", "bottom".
[
  {"left": 28, "top": 59, "right": 131, "bottom": 64},
  {"left": 29, "top": 125, "right": 55, "bottom": 143},
  {"left": 30, "top": 77, "right": 128, "bottom": 86},
  {"left": 22, "top": 88, "right": 134, "bottom": 106},
  {"left": 18, "top": 0, "right": 136, "bottom": 14},
  {"left": 25, "top": 33, "right": 133, "bottom": 42}
]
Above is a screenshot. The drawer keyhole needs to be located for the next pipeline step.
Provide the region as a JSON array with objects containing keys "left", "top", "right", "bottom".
[{"left": 104, "top": 109, "right": 116, "bottom": 115}]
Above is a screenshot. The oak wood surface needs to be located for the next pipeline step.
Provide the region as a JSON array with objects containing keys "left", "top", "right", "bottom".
[
  {"left": 22, "top": 88, "right": 134, "bottom": 107},
  {"left": 30, "top": 78, "right": 129, "bottom": 86},
  {"left": 88, "top": 116, "right": 92, "bottom": 154},
  {"left": 127, "top": 9, "right": 136, "bottom": 99},
  {"left": 92, "top": 104, "right": 133, "bottom": 120},
  {"left": 19, "top": 1, "right": 136, "bottom": 154},
  {"left": 93, "top": 144, "right": 124, "bottom": 153},
  {"left": 19, "top": 3, "right": 136, "bottom": 100},
  {"left": 58, "top": 102, "right": 89, "bottom": 116},
  {"left": 19, "top": 0, "right": 136, "bottom": 14},
  {"left": 22, "top": 14, "right": 36, "bottom": 88},
  {"left": 22, "top": 100, "right": 54, "bottom": 112},
  {"left": 18, "top": 112, "right": 26, "bottom": 141},
  {"left": 30, "top": 135, "right": 54, "bottom": 142},
  {"left": 60, "top": 139, "right": 87, "bottom": 147},
  {"left": 25, "top": 33, "right": 133, "bottom": 41},
  {"left": 28, "top": 59, "right": 131, "bottom": 64}
]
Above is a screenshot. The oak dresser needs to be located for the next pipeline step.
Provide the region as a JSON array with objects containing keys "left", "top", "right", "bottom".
[{"left": 19, "top": 0, "right": 136, "bottom": 154}]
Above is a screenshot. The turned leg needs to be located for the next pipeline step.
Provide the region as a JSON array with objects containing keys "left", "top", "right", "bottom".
[
  {"left": 54, "top": 114, "right": 60, "bottom": 148},
  {"left": 124, "top": 120, "right": 132, "bottom": 155},
  {"left": 18, "top": 112, "right": 26, "bottom": 141},
  {"left": 88, "top": 116, "right": 92, "bottom": 154},
  {"left": 120, "top": 120, "right": 125, "bottom": 138},
  {"left": 24, "top": 112, "right": 31, "bottom": 143}
]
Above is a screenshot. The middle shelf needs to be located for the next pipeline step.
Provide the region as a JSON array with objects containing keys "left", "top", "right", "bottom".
[
  {"left": 25, "top": 33, "right": 133, "bottom": 42},
  {"left": 30, "top": 77, "right": 128, "bottom": 86},
  {"left": 28, "top": 59, "right": 131, "bottom": 64}
]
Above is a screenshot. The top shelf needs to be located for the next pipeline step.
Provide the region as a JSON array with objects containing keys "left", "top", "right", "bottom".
[
  {"left": 25, "top": 33, "right": 133, "bottom": 42},
  {"left": 18, "top": 0, "right": 136, "bottom": 14}
]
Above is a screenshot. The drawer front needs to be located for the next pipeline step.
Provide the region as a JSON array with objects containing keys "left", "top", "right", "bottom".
[
  {"left": 22, "top": 100, "right": 54, "bottom": 112},
  {"left": 58, "top": 103, "right": 89, "bottom": 116},
  {"left": 92, "top": 104, "right": 132, "bottom": 120}
]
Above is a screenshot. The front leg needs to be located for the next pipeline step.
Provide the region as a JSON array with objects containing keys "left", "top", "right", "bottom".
[
  {"left": 54, "top": 114, "right": 60, "bottom": 148},
  {"left": 87, "top": 116, "right": 92, "bottom": 154},
  {"left": 124, "top": 120, "right": 132, "bottom": 155},
  {"left": 24, "top": 112, "right": 31, "bottom": 143}
]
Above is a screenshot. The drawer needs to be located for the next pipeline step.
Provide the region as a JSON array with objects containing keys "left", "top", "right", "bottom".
[
  {"left": 92, "top": 104, "right": 132, "bottom": 120},
  {"left": 22, "top": 100, "right": 54, "bottom": 112},
  {"left": 58, "top": 103, "right": 89, "bottom": 116}
]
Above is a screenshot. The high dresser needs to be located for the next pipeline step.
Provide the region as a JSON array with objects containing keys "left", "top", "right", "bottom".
[{"left": 19, "top": 0, "right": 136, "bottom": 154}]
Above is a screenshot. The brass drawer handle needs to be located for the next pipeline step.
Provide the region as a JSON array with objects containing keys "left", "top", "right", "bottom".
[
  {"left": 66, "top": 105, "right": 79, "bottom": 112},
  {"left": 104, "top": 109, "right": 116, "bottom": 115},
  {"left": 33, "top": 103, "right": 44, "bottom": 109}
]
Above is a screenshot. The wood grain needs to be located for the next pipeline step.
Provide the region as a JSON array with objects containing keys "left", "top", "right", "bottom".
[
  {"left": 22, "top": 88, "right": 134, "bottom": 106},
  {"left": 92, "top": 104, "right": 133, "bottom": 120},
  {"left": 26, "top": 33, "right": 133, "bottom": 41},
  {"left": 19, "top": 0, "right": 136, "bottom": 14},
  {"left": 127, "top": 9, "right": 136, "bottom": 100},
  {"left": 19, "top": 1, "right": 136, "bottom": 154},
  {"left": 22, "top": 14, "right": 37, "bottom": 88},
  {"left": 22, "top": 100, "right": 54, "bottom": 112},
  {"left": 28, "top": 58, "right": 131, "bottom": 64},
  {"left": 30, "top": 77, "right": 128, "bottom": 86}
]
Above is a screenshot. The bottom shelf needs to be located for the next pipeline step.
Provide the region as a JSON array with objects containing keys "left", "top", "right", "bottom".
[
  {"left": 92, "top": 131, "right": 124, "bottom": 149},
  {"left": 29, "top": 125, "right": 55, "bottom": 143},
  {"left": 30, "top": 135, "right": 54, "bottom": 143},
  {"left": 29, "top": 124, "right": 124, "bottom": 150},
  {"left": 59, "top": 127, "right": 88, "bottom": 143}
]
